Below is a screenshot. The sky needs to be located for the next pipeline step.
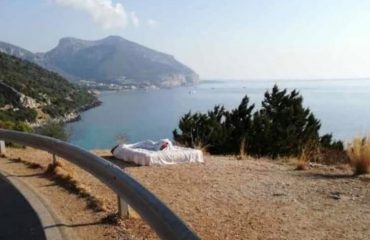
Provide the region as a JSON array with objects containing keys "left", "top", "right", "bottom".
[{"left": 1, "top": 0, "right": 370, "bottom": 80}]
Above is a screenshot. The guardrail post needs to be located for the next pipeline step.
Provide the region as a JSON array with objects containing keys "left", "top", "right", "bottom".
[
  {"left": 117, "top": 194, "right": 129, "bottom": 218},
  {"left": 52, "top": 153, "right": 57, "bottom": 166},
  {"left": 0, "top": 140, "right": 6, "bottom": 155}
]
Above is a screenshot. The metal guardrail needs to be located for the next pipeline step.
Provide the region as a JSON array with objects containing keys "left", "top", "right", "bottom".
[{"left": 0, "top": 129, "right": 200, "bottom": 240}]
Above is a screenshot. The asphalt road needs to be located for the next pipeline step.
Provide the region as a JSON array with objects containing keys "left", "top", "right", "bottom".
[{"left": 0, "top": 174, "right": 46, "bottom": 240}]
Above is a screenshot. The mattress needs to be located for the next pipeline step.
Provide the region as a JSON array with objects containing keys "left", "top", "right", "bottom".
[{"left": 112, "top": 140, "right": 204, "bottom": 166}]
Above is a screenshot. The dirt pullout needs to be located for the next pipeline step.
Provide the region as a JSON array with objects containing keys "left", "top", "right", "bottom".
[
  {"left": 119, "top": 155, "right": 370, "bottom": 240},
  {"left": 0, "top": 148, "right": 152, "bottom": 240},
  {"left": 2, "top": 147, "right": 370, "bottom": 239}
]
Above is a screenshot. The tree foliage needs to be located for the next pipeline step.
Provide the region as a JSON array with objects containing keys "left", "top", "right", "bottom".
[
  {"left": 0, "top": 120, "right": 32, "bottom": 132},
  {"left": 174, "top": 96, "right": 254, "bottom": 154},
  {"left": 174, "top": 85, "right": 343, "bottom": 157},
  {"left": 35, "top": 119, "right": 69, "bottom": 141},
  {"left": 249, "top": 85, "right": 321, "bottom": 157}
]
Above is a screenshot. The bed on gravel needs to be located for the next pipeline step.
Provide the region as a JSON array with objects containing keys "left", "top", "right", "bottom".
[{"left": 111, "top": 139, "right": 204, "bottom": 166}]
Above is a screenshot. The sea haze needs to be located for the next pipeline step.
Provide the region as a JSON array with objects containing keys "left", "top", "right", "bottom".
[{"left": 67, "top": 79, "right": 370, "bottom": 149}]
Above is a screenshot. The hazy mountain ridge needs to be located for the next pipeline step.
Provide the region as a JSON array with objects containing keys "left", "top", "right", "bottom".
[
  {"left": 0, "top": 36, "right": 199, "bottom": 88},
  {"left": 0, "top": 41, "right": 39, "bottom": 62}
]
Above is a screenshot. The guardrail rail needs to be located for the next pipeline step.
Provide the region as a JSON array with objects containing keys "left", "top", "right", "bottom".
[{"left": 0, "top": 129, "right": 200, "bottom": 240}]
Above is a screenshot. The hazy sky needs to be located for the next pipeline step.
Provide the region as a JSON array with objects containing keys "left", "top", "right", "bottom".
[{"left": 1, "top": 0, "right": 370, "bottom": 80}]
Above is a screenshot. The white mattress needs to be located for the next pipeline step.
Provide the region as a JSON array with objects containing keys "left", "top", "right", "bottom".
[{"left": 112, "top": 140, "right": 204, "bottom": 166}]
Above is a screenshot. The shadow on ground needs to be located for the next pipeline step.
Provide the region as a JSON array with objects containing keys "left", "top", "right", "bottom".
[
  {"left": 100, "top": 154, "right": 140, "bottom": 169},
  {"left": 297, "top": 171, "right": 355, "bottom": 180}
]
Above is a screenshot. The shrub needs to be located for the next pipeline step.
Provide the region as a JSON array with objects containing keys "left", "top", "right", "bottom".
[
  {"left": 0, "top": 108, "right": 37, "bottom": 122},
  {"left": 174, "top": 96, "right": 254, "bottom": 154},
  {"left": 173, "top": 105, "right": 228, "bottom": 154},
  {"left": 249, "top": 85, "right": 321, "bottom": 158},
  {"left": 35, "top": 119, "right": 69, "bottom": 141},
  {"left": 174, "top": 85, "right": 343, "bottom": 159},
  {"left": 14, "top": 121, "right": 33, "bottom": 132},
  {"left": 295, "top": 161, "right": 309, "bottom": 171},
  {"left": 0, "top": 120, "right": 15, "bottom": 129},
  {"left": 0, "top": 120, "right": 32, "bottom": 148},
  {"left": 320, "top": 134, "right": 344, "bottom": 150},
  {"left": 0, "top": 120, "right": 32, "bottom": 132},
  {"left": 224, "top": 96, "right": 254, "bottom": 154},
  {"left": 347, "top": 137, "right": 370, "bottom": 175}
]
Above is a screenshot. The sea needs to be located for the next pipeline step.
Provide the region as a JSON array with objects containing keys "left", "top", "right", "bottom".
[{"left": 66, "top": 79, "right": 370, "bottom": 149}]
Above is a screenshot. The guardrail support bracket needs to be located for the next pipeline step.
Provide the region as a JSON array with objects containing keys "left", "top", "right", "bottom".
[
  {"left": 117, "top": 194, "right": 129, "bottom": 219},
  {"left": 0, "top": 140, "right": 6, "bottom": 155},
  {"left": 52, "top": 154, "right": 57, "bottom": 166}
]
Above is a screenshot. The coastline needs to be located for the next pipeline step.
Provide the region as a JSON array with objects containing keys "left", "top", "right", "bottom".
[
  {"left": 29, "top": 99, "right": 103, "bottom": 128},
  {"left": 62, "top": 99, "right": 102, "bottom": 124},
  {"left": 65, "top": 82, "right": 198, "bottom": 124}
]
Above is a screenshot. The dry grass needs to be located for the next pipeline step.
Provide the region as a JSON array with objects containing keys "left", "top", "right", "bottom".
[
  {"left": 194, "top": 142, "right": 210, "bottom": 156},
  {"left": 8, "top": 156, "right": 106, "bottom": 212},
  {"left": 295, "top": 161, "right": 309, "bottom": 171},
  {"left": 295, "top": 148, "right": 310, "bottom": 171},
  {"left": 44, "top": 161, "right": 106, "bottom": 212},
  {"left": 236, "top": 138, "right": 247, "bottom": 160},
  {"left": 9, "top": 156, "right": 43, "bottom": 169},
  {"left": 101, "top": 213, "right": 122, "bottom": 225},
  {"left": 347, "top": 137, "right": 370, "bottom": 175},
  {"left": 318, "top": 149, "right": 349, "bottom": 165},
  {"left": 294, "top": 143, "right": 349, "bottom": 168}
]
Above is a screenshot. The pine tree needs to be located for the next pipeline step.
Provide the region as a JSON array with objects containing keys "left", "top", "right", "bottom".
[
  {"left": 173, "top": 85, "right": 343, "bottom": 157},
  {"left": 224, "top": 95, "right": 254, "bottom": 154},
  {"left": 250, "top": 85, "right": 321, "bottom": 158}
]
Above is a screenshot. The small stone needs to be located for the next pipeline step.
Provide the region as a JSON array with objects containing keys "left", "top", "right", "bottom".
[
  {"left": 273, "top": 192, "right": 287, "bottom": 197},
  {"left": 330, "top": 191, "right": 342, "bottom": 200}
]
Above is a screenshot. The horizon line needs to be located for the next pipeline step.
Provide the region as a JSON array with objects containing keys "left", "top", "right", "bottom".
[{"left": 200, "top": 77, "right": 370, "bottom": 82}]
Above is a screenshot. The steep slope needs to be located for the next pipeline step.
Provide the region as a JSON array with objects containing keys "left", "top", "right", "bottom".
[
  {"left": 0, "top": 41, "right": 40, "bottom": 62},
  {"left": 0, "top": 36, "right": 199, "bottom": 88},
  {"left": 0, "top": 52, "right": 98, "bottom": 125}
]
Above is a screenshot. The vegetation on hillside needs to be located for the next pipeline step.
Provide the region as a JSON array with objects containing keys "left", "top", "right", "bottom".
[
  {"left": 174, "top": 85, "right": 343, "bottom": 159},
  {"left": 34, "top": 119, "right": 70, "bottom": 141},
  {"left": 0, "top": 52, "right": 98, "bottom": 131}
]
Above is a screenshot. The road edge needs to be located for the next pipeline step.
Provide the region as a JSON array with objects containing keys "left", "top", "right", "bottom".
[{"left": 0, "top": 168, "right": 69, "bottom": 240}]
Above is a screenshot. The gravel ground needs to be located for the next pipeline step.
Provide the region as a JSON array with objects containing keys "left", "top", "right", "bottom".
[{"left": 1, "top": 148, "right": 370, "bottom": 239}]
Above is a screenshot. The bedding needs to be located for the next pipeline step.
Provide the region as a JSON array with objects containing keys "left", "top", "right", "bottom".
[{"left": 111, "top": 139, "right": 204, "bottom": 166}]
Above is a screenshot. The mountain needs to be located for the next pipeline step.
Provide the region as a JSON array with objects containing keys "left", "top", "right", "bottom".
[
  {"left": 0, "top": 41, "right": 36, "bottom": 62},
  {"left": 0, "top": 36, "right": 199, "bottom": 88},
  {"left": 0, "top": 52, "right": 99, "bottom": 126}
]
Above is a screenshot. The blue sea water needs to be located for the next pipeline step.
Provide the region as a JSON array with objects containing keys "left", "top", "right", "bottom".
[{"left": 67, "top": 79, "right": 370, "bottom": 149}]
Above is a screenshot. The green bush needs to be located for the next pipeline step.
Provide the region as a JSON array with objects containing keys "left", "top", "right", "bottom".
[
  {"left": 320, "top": 134, "right": 343, "bottom": 150},
  {"left": 224, "top": 96, "right": 254, "bottom": 153},
  {"left": 249, "top": 85, "right": 321, "bottom": 157},
  {"left": 0, "top": 120, "right": 32, "bottom": 148},
  {"left": 35, "top": 119, "right": 69, "bottom": 141},
  {"left": 0, "top": 119, "right": 32, "bottom": 132},
  {"left": 0, "top": 108, "right": 37, "bottom": 122},
  {"left": 173, "top": 85, "right": 343, "bottom": 158},
  {"left": 174, "top": 97, "right": 255, "bottom": 154},
  {"left": 173, "top": 106, "right": 227, "bottom": 154}
]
